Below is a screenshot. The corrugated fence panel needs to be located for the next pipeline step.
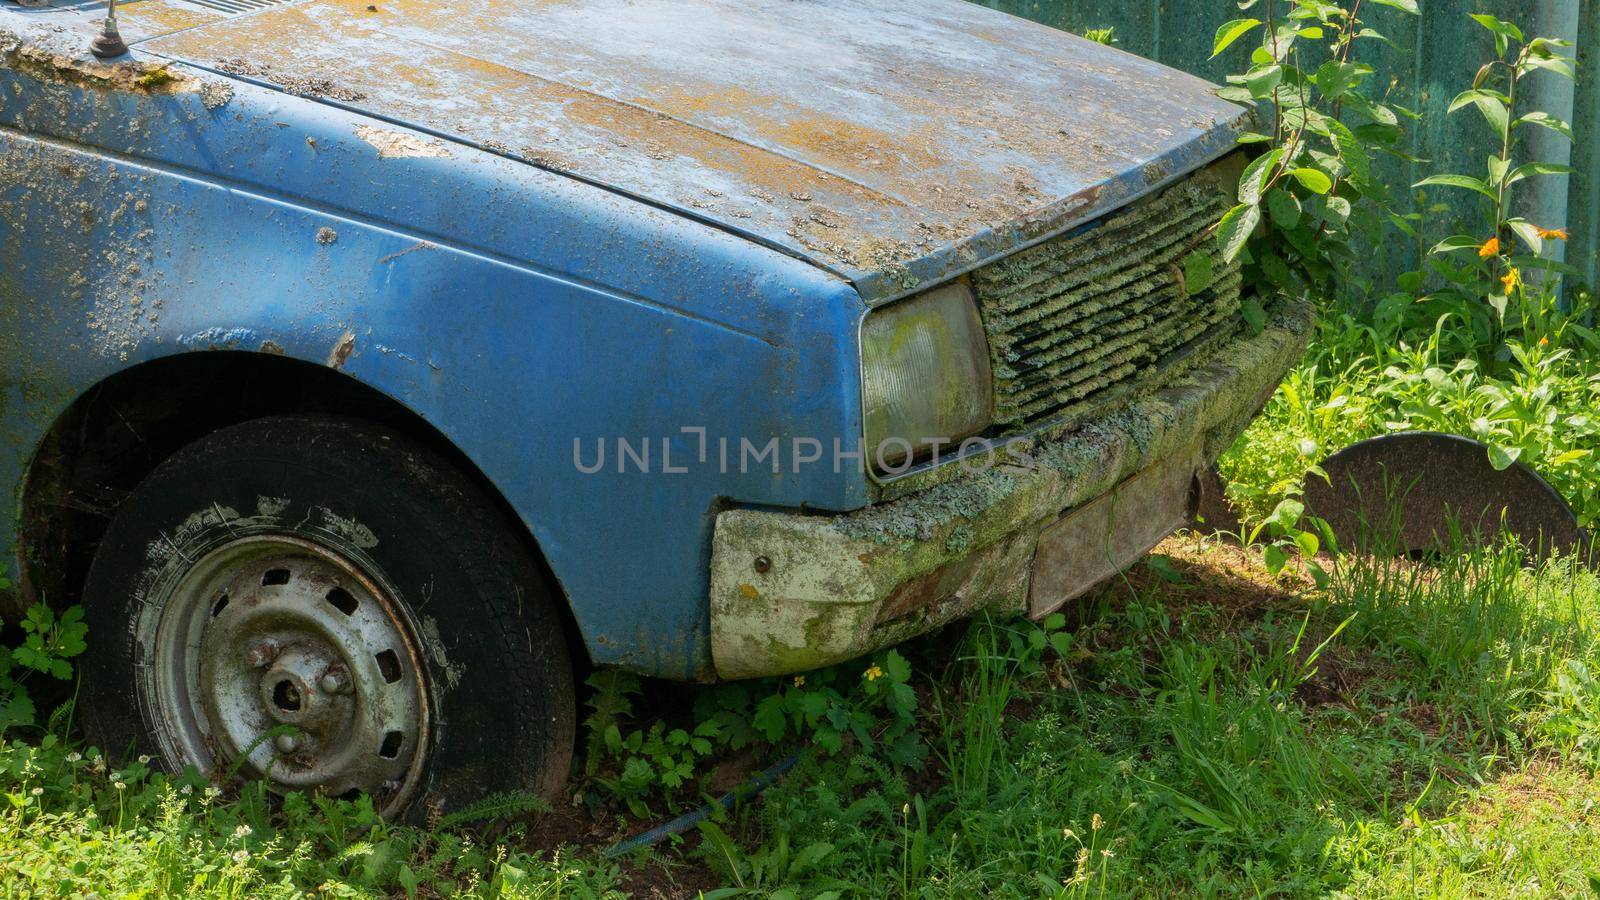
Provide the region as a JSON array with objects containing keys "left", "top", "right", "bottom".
[
  {"left": 974, "top": 0, "right": 1597, "bottom": 293},
  {"left": 1412, "top": 2, "right": 1507, "bottom": 275},
  {"left": 1572, "top": 0, "right": 1599, "bottom": 292}
]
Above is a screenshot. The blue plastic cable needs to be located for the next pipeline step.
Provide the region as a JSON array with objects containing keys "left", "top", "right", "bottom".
[{"left": 602, "top": 751, "right": 803, "bottom": 857}]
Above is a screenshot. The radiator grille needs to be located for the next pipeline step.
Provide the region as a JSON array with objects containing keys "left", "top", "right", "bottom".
[
  {"left": 971, "top": 161, "right": 1243, "bottom": 432},
  {"left": 178, "top": 0, "right": 293, "bottom": 14}
]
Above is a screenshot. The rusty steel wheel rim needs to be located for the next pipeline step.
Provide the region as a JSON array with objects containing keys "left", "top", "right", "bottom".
[{"left": 144, "top": 535, "right": 429, "bottom": 815}]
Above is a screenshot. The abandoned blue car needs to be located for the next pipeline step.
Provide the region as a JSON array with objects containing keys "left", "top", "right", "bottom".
[{"left": 0, "top": 0, "right": 1311, "bottom": 815}]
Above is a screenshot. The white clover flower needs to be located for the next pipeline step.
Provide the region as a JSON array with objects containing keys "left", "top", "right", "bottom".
[
  {"left": 113, "top": 781, "right": 126, "bottom": 791},
  {"left": 233, "top": 824, "right": 253, "bottom": 838},
  {"left": 179, "top": 784, "right": 193, "bottom": 796},
  {"left": 232, "top": 849, "right": 249, "bottom": 864},
  {"left": 66, "top": 752, "right": 83, "bottom": 763},
  {"left": 137, "top": 755, "right": 151, "bottom": 765},
  {"left": 30, "top": 786, "right": 43, "bottom": 797}
]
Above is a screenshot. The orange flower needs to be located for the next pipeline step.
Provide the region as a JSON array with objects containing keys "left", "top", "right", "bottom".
[
  {"left": 1539, "top": 336, "right": 1551, "bottom": 347},
  {"left": 1501, "top": 267, "right": 1521, "bottom": 291},
  {"left": 1537, "top": 227, "right": 1568, "bottom": 240},
  {"left": 1478, "top": 236, "right": 1501, "bottom": 257}
]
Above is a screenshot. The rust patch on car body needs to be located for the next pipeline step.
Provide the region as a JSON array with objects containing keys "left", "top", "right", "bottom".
[
  {"left": 327, "top": 332, "right": 355, "bottom": 369},
  {"left": 0, "top": 25, "right": 200, "bottom": 97},
  {"left": 138, "top": 0, "right": 1249, "bottom": 301},
  {"left": 355, "top": 124, "right": 451, "bottom": 159}
]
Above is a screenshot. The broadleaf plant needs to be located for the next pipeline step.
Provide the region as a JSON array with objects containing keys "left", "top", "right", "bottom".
[{"left": 1212, "top": 0, "right": 1420, "bottom": 301}]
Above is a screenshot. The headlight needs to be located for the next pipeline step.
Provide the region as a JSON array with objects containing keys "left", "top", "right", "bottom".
[{"left": 861, "top": 281, "right": 994, "bottom": 470}]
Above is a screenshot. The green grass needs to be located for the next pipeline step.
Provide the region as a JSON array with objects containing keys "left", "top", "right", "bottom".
[
  {"left": 687, "top": 536, "right": 1600, "bottom": 897},
  {"left": 1218, "top": 305, "right": 1600, "bottom": 529},
  {"left": 5, "top": 530, "right": 1600, "bottom": 897}
]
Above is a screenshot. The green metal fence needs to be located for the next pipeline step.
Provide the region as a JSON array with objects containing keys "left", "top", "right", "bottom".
[{"left": 977, "top": 0, "right": 1598, "bottom": 294}]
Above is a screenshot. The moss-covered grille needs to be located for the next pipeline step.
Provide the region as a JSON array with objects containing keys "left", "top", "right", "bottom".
[{"left": 972, "top": 164, "right": 1242, "bottom": 432}]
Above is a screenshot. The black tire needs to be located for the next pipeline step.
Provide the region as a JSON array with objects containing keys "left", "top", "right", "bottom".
[{"left": 78, "top": 415, "right": 575, "bottom": 819}]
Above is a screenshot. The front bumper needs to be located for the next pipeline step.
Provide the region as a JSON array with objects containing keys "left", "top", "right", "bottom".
[{"left": 709, "top": 298, "right": 1314, "bottom": 679}]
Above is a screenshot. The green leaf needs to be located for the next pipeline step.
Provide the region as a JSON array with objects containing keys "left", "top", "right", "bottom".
[
  {"left": 1315, "top": 60, "right": 1360, "bottom": 100},
  {"left": 1240, "top": 296, "right": 1267, "bottom": 334},
  {"left": 1290, "top": 168, "right": 1333, "bottom": 194},
  {"left": 1343, "top": 94, "right": 1399, "bottom": 127},
  {"left": 0, "top": 694, "right": 35, "bottom": 733},
  {"left": 1431, "top": 234, "right": 1487, "bottom": 255},
  {"left": 1469, "top": 14, "right": 1523, "bottom": 43},
  {"left": 1449, "top": 90, "right": 1510, "bottom": 140},
  {"left": 1182, "top": 251, "right": 1214, "bottom": 295},
  {"left": 1506, "top": 162, "right": 1575, "bottom": 185},
  {"left": 1487, "top": 154, "right": 1511, "bottom": 186},
  {"left": 1245, "top": 64, "right": 1284, "bottom": 99},
  {"left": 1522, "top": 55, "right": 1575, "bottom": 79},
  {"left": 1515, "top": 111, "right": 1574, "bottom": 140},
  {"left": 1487, "top": 444, "right": 1522, "bottom": 471},
  {"left": 1506, "top": 219, "right": 1543, "bottom": 254},
  {"left": 751, "top": 694, "right": 788, "bottom": 741},
  {"left": 1321, "top": 195, "right": 1352, "bottom": 226},
  {"left": 1216, "top": 203, "right": 1260, "bottom": 263},
  {"left": 1263, "top": 544, "right": 1289, "bottom": 574},
  {"left": 1448, "top": 88, "right": 1507, "bottom": 110},
  {"left": 1266, "top": 189, "right": 1301, "bottom": 228},
  {"left": 1414, "top": 173, "right": 1496, "bottom": 200},
  {"left": 1258, "top": 249, "right": 1292, "bottom": 288},
  {"left": 884, "top": 649, "right": 911, "bottom": 682},
  {"left": 1294, "top": 529, "right": 1320, "bottom": 558},
  {"left": 1238, "top": 149, "right": 1282, "bottom": 205},
  {"left": 1366, "top": 0, "right": 1419, "bottom": 12},
  {"left": 1212, "top": 18, "right": 1262, "bottom": 58},
  {"left": 1327, "top": 119, "right": 1369, "bottom": 188},
  {"left": 1146, "top": 554, "right": 1185, "bottom": 584},
  {"left": 1267, "top": 498, "right": 1305, "bottom": 530}
]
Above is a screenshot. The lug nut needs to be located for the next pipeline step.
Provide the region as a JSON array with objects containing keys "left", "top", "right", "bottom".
[
  {"left": 319, "top": 668, "right": 351, "bottom": 695},
  {"left": 244, "top": 639, "right": 281, "bottom": 668},
  {"left": 274, "top": 733, "right": 300, "bottom": 753}
]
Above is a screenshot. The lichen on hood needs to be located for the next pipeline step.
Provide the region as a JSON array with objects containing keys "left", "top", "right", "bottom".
[{"left": 0, "top": 24, "right": 200, "bottom": 96}]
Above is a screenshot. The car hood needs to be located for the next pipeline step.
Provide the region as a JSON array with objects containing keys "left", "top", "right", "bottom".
[{"left": 141, "top": 0, "right": 1249, "bottom": 302}]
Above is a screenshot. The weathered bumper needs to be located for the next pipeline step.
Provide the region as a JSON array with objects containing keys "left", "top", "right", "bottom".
[{"left": 709, "top": 298, "right": 1313, "bottom": 679}]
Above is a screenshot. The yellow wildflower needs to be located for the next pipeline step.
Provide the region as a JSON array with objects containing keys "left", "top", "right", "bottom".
[
  {"left": 1477, "top": 235, "right": 1500, "bottom": 257},
  {"left": 793, "top": 675, "right": 805, "bottom": 687},
  {"left": 1537, "top": 227, "right": 1568, "bottom": 240},
  {"left": 863, "top": 665, "right": 884, "bottom": 682},
  {"left": 1501, "top": 267, "right": 1521, "bottom": 291}
]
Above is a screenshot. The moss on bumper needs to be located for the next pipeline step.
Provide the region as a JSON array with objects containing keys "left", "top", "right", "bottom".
[{"left": 710, "top": 298, "right": 1313, "bottom": 679}]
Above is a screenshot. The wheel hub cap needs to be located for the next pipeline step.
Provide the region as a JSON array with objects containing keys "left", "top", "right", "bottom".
[{"left": 150, "top": 536, "right": 428, "bottom": 813}]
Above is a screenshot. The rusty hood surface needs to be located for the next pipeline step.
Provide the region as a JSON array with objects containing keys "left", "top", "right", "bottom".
[{"left": 140, "top": 0, "right": 1249, "bottom": 302}]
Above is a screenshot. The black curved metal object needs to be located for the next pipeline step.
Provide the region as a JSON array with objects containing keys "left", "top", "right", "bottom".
[
  {"left": 1191, "top": 465, "right": 1242, "bottom": 536},
  {"left": 1302, "top": 431, "right": 1587, "bottom": 559}
]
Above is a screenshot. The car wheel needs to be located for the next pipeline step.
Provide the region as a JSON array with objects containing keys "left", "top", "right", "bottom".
[{"left": 78, "top": 415, "right": 575, "bottom": 819}]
